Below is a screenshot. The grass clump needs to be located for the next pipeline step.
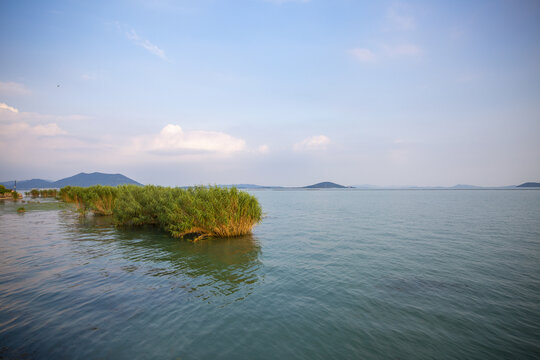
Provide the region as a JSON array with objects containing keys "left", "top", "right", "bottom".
[
  {"left": 41, "top": 189, "right": 57, "bottom": 197},
  {"left": 28, "top": 189, "right": 58, "bottom": 198},
  {"left": 17, "top": 207, "right": 25, "bottom": 213},
  {"left": 159, "top": 186, "right": 262, "bottom": 240},
  {"left": 60, "top": 185, "right": 262, "bottom": 240},
  {"left": 59, "top": 185, "right": 117, "bottom": 215}
]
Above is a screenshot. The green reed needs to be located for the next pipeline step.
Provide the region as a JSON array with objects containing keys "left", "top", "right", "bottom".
[
  {"left": 28, "top": 189, "right": 58, "bottom": 198},
  {"left": 59, "top": 185, "right": 262, "bottom": 240}
]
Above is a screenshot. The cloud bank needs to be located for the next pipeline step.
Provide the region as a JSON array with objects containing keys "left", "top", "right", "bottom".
[
  {"left": 130, "top": 124, "right": 246, "bottom": 155},
  {"left": 0, "top": 103, "right": 19, "bottom": 113}
]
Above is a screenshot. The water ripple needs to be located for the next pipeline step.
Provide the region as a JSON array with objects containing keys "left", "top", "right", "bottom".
[{"left": 1, "top": 191, "right": 539, "bottom": 359}]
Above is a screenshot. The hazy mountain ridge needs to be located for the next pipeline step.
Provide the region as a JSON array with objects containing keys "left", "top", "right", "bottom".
[
  {"left": 1, "top": 172, "right": 142, "bottom": 189},
  {"left": 2, "top": 175, "right": 539, "bottom": 190},
  {"left": 304, "top": 182, "right": 347, "bottom": 189},
  {"left": 0, "top": 179, "right": 54, "bottom": 189},
  {"left": 517, "top": 182, "right": 540, "bottom": 187}
]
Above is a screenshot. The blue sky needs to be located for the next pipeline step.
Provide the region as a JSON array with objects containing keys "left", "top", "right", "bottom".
[{"left": 1, "top": 0, "right": 539, "bottom": 186}]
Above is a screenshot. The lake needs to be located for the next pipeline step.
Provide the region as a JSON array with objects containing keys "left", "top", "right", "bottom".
[{"left": 1, "top": 190, "right": 539, "bottom": 359}]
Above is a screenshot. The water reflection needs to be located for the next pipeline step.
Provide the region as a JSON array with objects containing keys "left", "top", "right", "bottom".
[{"left": 62, "top": 213, "right": 263, "bottom": 302}]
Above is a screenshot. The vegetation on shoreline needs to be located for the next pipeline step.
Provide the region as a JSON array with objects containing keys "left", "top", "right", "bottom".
[
  {"left": 59, "top": 185, "right": 262, "bottom": 240},
  {"left": 27, "top": 189, "right": 58, "bottom": 198},
  {"left": 0, "top": 185, "right": 21, "bottom": 200}
]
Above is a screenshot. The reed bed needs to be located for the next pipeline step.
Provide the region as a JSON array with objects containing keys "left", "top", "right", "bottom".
[
  {"left": 28, "top": 189, "right": 58, "bottom": 198},
  {"left": 59, "top": 185, "right": 117, "bottom": 216},
  {"left": 59, "top": 185, "right": 262, "bottom": 240}
]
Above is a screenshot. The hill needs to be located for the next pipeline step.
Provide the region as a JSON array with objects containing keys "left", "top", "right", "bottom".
[
  {"left": 304, "top": 181, "right": 347, "bottom": 189},
  {"left": 1, "top": 172, "right": 142, "bottom": 189},
  {"left": 53, "top": 172, "right": 142, "bottom": 187},
  {"left": 517, "top": 182, "right": 540, "bottom": 188},
  {"left": 0, "top": 179, "right": 54, "bottom": 189}
]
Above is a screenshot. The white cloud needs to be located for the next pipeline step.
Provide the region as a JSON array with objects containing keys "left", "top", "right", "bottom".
[
  {"left": 0, "top": 122, "right": 66, "bottom": 137},
  {"left": 350, "top": 4, "right": 421, "bottom": 64},
  {"left": 350, "top": 48, "right": 376, "bottom": 62},
  {"left": 0, "top": 104, "right": 95, "bottom": 168},
  {"left": 0, "top": 105, "right": 113, "bottom": 171},
  {"left": 126, "top": 29, "right": 167, "bottom": 60},
  {"left": 0, "top": 103, "right": 91, "bottom": 124},
  {"left": 0, "top": 102, "right": 19, "bottom": 113},
  {"left": 386, "top": 3, "right": 415, "bottom": 31},
  {"left": 0, "top": 81, "right": 30, "bottom": 95},
  {"left": 294, "top": 135, "right": 330, "bottom": 151},
  {"left": 131, "top": 124, "right": 246, "bottom": 155},
  {"left": 32, "top": 123, "right": 67, "bottom": 136},
  {"left": 258, "top": 144, "right": 270, "bottom": 153}
]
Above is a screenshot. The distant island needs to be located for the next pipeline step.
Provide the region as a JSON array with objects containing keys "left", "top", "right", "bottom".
[
  {"left": 517, "top": 182, "right": 540, "bottom": 188},
  {"left": 304, "top": 182, "right": 347, "bottom": 189},
  {"left": 1, "top": 172, "right": 142, "bottom": 189}
]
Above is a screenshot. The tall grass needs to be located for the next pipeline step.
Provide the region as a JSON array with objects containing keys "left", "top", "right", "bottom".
[
  {"left": 59, "top": 185, "right": 262, "bottom": 240},
  {"left": 59, "top": 185, "right": 116, "bottom": 215},
  {"left": 159, "top": 186, "right": 263, "bottom": 240},
  {"left": 29, "top": 189, "right": 58, "bottom": 198}
]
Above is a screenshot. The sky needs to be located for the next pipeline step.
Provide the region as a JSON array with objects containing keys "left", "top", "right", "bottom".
[{"left": 1, "top": 0, "right": 539, "bottom": 187}]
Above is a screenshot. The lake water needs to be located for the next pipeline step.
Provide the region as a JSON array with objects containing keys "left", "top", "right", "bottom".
[{"left": 1, "top": 190, "right": 539, "bottom": 359}]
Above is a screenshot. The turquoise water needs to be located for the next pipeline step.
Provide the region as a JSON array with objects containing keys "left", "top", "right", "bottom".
[{"left": 1, "top": 190, "right": 539, "bottom": 359}]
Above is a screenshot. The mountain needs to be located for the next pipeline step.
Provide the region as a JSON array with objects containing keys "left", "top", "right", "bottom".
[
  {"left": 0, "top": 179, "right": 54, "bottom": 189},
  {"left": 1, "top": 172, "right": 142, "bottom": 189},
  {"left": 517, "top": 182, "right": 540, "bottom": 188},
  {"left": 53, "top": 172, "right": 142, "bottom": 187},
  {"left": 304, "top": 181, "right": 347, "bottom": 189}
]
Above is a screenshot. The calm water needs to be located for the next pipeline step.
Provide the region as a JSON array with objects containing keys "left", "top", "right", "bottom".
[{"left": 1, "top": 190, "right": 539, "bottom": 359}]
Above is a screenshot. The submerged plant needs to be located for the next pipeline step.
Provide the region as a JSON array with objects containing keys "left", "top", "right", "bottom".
[{"left": 59, "top": 185, "right": 262, "bottom": 240}]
